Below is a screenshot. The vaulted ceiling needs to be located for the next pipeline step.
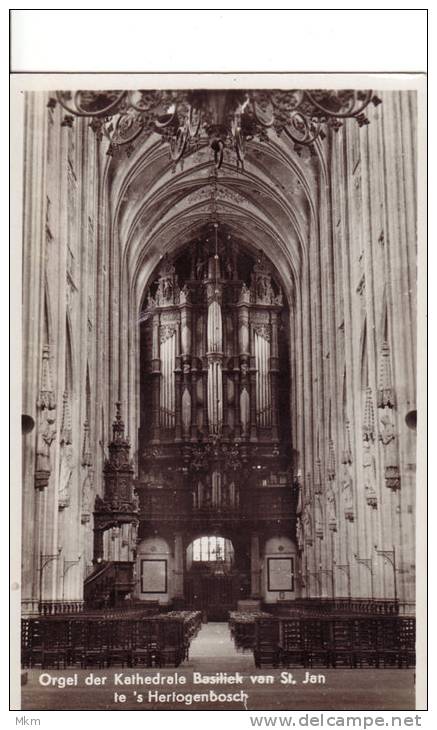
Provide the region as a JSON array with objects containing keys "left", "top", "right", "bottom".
[{"left": 103, "top": 128, "right": 327, "bottom": 310}]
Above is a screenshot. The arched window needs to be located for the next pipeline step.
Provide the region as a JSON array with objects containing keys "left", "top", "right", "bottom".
[{"left": 193, "top": 536, "right": 226, "bottom": 562}]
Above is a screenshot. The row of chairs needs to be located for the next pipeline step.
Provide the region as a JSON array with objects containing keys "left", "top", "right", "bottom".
[
  {"left": 229, "top": 611, "right": 271, "bottom": 652},
  {"left": 22, "top": 611, "right": 202, "bottom": 669},
  {"left": 253, "top": 616, "right": 415, "bottom": 669}
]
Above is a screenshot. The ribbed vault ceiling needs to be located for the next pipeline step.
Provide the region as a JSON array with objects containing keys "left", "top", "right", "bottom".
[{"left": 104, "top": 128, "right": 325, "bottom": 307}]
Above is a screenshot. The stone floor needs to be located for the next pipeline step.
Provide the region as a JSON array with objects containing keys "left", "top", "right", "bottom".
[{"left": 20, "top": 622, "right": 416, "bottom": 711}]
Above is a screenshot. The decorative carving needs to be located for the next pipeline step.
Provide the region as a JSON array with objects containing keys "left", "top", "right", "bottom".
[
  {"left": 363, "top": 440, "right": 377, "bottom": 508},
  {"left": 35, "top": 345, "right": 57, "bottom": 490},
  {"left": 326, "top": 484, "right": 337, "bottom": 532},
  {"left": 315, "top": 496, "right": 324, "bottom": 539},
  {"left": 296, "top": 516, "right": 304, "bottom": 552},
  {"left": 379, "top": 410, "right": 396, "bottom": 446},
  {"left": 38, "top": 345, "right": 56, "bottom": 411},
  {"left": 239, "top": 282, "right": 251, "bottom": 304},
  {"left": 82, "top": 418, "right": 92, "bottom": 467},
  {"left": 179, "top": 284, "right": 190, "bottom": 305},
  {"left": 58, "top": 442, "right": 73, "bottom": 509},
  {"left": 186, "top": 184, "right": 245, "bottom": 205},
  {"left": 363, "top": 387, "right": 375, "bottom": 442},
  {"left": 313, "top": 458, "right": 322, "bottom": 495},
  {"left": 385, "top": 465, "right": 401, "bottom": 491},
  {"left": 250, "top": 310, "right": 270, "bottom": 324},
  {"left": 377, "top": 341, "right": 395, "bottom": 408},
  {"left": 254, "top": 324, "right": 271, "bottom": 341},
  {"left": 152, "top": 256, "right": 179, "bottom": 307},
  {"left": 379, "top": 408, "right": 401, "bottom": 490},
  {"left": 95, "top": 404, "right": 138, "bottom": 525},
  {"left": 303, "top": 509, "right": 313, "bottom": 547},
  {"left": 60, "top": 391, "right": 73, "bottom": 446},
  {"left": 160, "top": 324, "right": 176, "bottom": 343},
  {"left": 327, "top": 438, "right": 336, "bottom": 480},
  {"left": 81, "top": 471, "right": 93, "bottom": 524},
  {"left": 35, "top": 412, "right": 56, "bottom": 490},
  {"left": 342, "top": 419, "right": 353, "bottom": 465},
  {"left": 250, "top": 252, "right": 280, "bottom": 306},
  {"left": 53, "top": 89, "right": 381, "bottom": 167}
]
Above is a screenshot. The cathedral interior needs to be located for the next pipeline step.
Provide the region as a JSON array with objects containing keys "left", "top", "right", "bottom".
[{"left": 20, "top": 88, "right": 418, "bottom": 689}]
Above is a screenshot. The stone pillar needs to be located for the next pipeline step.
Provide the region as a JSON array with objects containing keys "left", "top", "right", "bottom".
[
  {"left": 173, "top": 533, "right": 184, "bottom": 599},
  {"left": 190, "top": 366, "right": 198, "bottom": 441},
  {"left": 233, "top": 365, "right": 241, "bottom": 438},
  {"left": 250, "top": 533, "right": 261, "bottom": 598},
  {"left": 270, "top": 310, "right": 280, "bottom": 442},
  {"left": 151, "top": 312, "right": 161, "bottom": 442},
  {"left": 181, "top": 302, "right": 192, "bottom": 440},
  {"left": 249, "top": 356, "right": 258, "bottom": 443},
  {"left": 174, "top": 325, "right": 183, "bottom": 442},
  {"left": 202, "top": 364, "right": 208, "bottom": 434}
]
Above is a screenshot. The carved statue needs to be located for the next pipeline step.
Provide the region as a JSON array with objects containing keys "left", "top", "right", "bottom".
[
  {"left": 36, "top": 412, "right": 56, "bottom": 473},
  {"left": 326, "top": 485, "right": 337, "bottom": 531},
  {"left": 257, "top": 277, "right": 267, "bottom": 301},
  {"left": 239, "top": 282, "right": 251, "bottom": 304},
  {"left": 59, "top": 442, "right": 74, "bottom": 508},
  {"left": 379, "top": 409, "right": 396, "bottom": 445},
  {"left": 240, "top": 361, "right": 249, "bottom": 377},
  {"left": 379, "top": 407, "right": 400, "bottom": 489},
  {"left": 363, "top": 439, "right": 377, "bottom": 508},
  {"left": 162, "top": 278, "right": 173, "bottom": 302},
  {"left": 240, "top": 386, "right": 250, "bottom": 435},
  {"left": 274, "top": 290, "right": 283, "bottom": 306},
  {"left": 296, "top": 516, "right": 304, "bottom": 552},
  {"left": 130, "top": 488, "right": 138, "bottom": 511},
  {"left": 315, "top": 495, "right": 324, "bottom": 538},
  {"left": 146, "top": 291, "right": 156, "bottom": 309},
  {"left": 180, "top": 284, "right": 190, "bottom": 305},
  {"left": 81, "top": 472, "right": 93, "bottom": 523},
  {"left": 303, "top": 509, "right": 313, "bottom": 546}
]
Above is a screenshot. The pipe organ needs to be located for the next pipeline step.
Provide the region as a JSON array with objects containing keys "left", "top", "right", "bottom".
[
  {"left": 136, "top": 232, "right": 297, "bottom": 609},
  {"left": 140, "top": 239, "right": 285, "bottom": 454}
]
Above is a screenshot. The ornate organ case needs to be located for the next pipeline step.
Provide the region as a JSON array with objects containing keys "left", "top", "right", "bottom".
[{"left": 138, "top": 236, "right": 295, "bottom": 523}]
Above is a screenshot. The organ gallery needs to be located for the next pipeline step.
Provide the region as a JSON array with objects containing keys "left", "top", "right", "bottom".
[{"left": 20, "top": 86, "right": 418, "bottom": 637}]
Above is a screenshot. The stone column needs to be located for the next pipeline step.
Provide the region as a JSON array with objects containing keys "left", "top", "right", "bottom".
[
  {"left": 250, "top": 533, "right": 261, "bottom": 598},
  {"left": 190, "top": 366, "right": 198, "bottom": 441},
  {"left": 173, "top": 533, "right": 184, "bottom": 599},
  {"left": 233, "top": 365, "right": 241, "bottom": 438},
  {"left": 174, "top": 321, "right": 183, "bottom": 442},
  {"left": 151, "top": 312, "right": 161, "bottom": 442},
  {"left": 202, "top": 363, "right": 208, "bottom": 434},
  {"left": 181, "top": 301, "right": 192, "bottom": 440},
  {"left": 249, "top": 354, "right": 258, "bottom": 443},
  {"left": 270, "top": 310, "right": 280, "bottom": 442}
]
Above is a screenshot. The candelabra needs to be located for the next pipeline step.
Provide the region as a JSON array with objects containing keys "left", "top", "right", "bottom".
[{"left": 50, "top": 89, "right": 381, "bottom": 168}]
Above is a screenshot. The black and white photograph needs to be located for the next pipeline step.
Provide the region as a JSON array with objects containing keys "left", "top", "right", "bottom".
[
  {"left": 10, "top": 9, "right": 428, "bottom": 716},
  {"left": 12, "top": 73, "right": 424, "bottom": 712}
]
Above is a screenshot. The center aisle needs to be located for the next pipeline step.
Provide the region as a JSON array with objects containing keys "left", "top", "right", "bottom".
[{"left": 185, "top": 621, "right": 254, "bottom": 670}]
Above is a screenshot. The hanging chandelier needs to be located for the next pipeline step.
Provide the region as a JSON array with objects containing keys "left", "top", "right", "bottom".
[{"left": 50, "top": 88, "right": 381, "bottom": 168}]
